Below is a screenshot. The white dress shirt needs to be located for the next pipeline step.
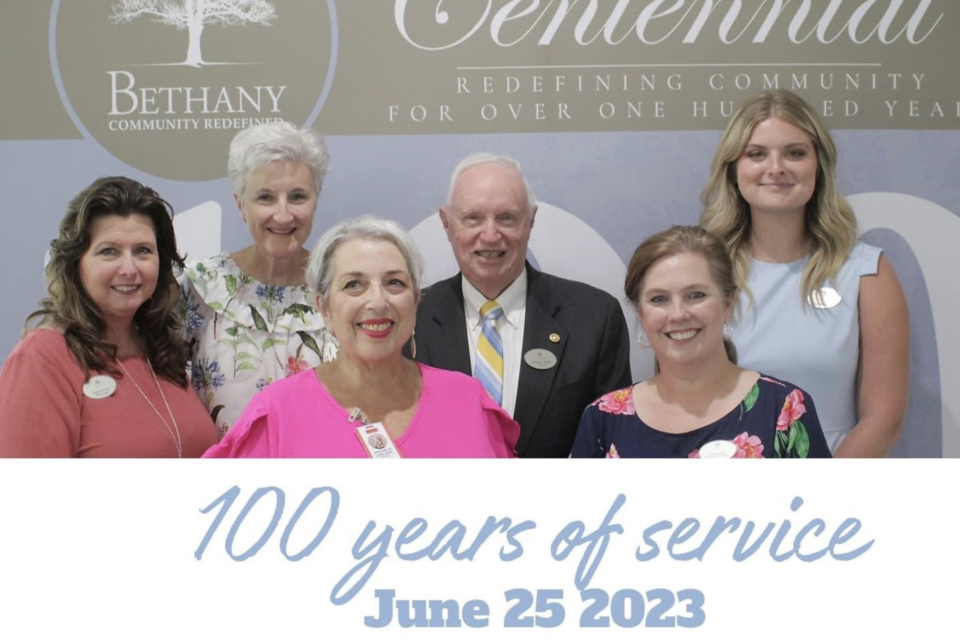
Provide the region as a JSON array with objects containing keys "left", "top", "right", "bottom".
[{"left": 462, "top": 270, "right": 527, "bottom": 418}]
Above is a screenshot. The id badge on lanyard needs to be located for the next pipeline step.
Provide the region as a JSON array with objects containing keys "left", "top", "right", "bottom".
[{"left": 355, "top": 422, "right": 403, "bottom": 458}]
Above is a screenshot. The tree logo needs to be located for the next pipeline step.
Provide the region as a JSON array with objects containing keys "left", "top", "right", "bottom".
[
  {"left": 52, "top": 0, "right": 338, "bottom": 181},
  {"left": 110, "top": 0, "right": 277, "bottom": 68}
]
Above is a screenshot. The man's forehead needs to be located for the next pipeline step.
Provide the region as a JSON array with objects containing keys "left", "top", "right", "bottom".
[
  {"left": 455, "top": 162, "right": 524, "bottom": 192},
  {"left": 451, "top": 165, "right": 527, "bottom": 209}
]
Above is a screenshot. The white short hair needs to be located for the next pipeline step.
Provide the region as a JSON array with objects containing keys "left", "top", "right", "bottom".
[
  {"left": 444, "top": 152, "right": 537, "bottom": 211},
  {"left": 306, "top": 216, "right": 424, "bottom": 305},
  {"left": 227, "top": 121, "right": 330, "bottom": 198}
]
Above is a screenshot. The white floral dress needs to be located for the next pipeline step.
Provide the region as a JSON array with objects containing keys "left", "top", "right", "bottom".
[{"left": 180, "top": 252, "right": 337, "bottom": 436}]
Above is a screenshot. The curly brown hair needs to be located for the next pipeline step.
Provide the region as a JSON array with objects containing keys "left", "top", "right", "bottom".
[{"left": 27, "top": 176, "right": 189, "bottom": 386}]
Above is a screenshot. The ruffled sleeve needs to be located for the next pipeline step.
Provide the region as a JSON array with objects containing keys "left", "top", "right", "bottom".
[
  {"left": 476, "top": 383, "right": 520, "bottom": 458},
  {"left": 179, "top": 263, "right": 213, "bottom": 342},
  {"left": 182, "top": 253, "right": 331, "bottom": 336},
  {"left": 202, "top": 393, "right": 276, "bottom": 458}
]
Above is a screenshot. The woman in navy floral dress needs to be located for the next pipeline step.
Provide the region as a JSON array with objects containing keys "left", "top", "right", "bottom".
[{"left": 570, "top": 226, "right": 830, "bottom": 459}]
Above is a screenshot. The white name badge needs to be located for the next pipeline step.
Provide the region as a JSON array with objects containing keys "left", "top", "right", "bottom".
[
  {"left": 698, "top": 440, "right": 738, "bottom": 459},
  {"left": 524, "top": 348, "right": 558, "bottom": 370},
  {"left": 808, "top": 286, "right": 842, "bottom": 309},
  {"left": 83, "top": 375, "right": 117, "bottom": 399},
  {"left": 356, "top": 422, "right": 403, "bottom": 459}
]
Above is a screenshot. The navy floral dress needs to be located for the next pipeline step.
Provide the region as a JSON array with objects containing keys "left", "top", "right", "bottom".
[{"left": 570, "top": 375, "right": 831, "bottom": 458}]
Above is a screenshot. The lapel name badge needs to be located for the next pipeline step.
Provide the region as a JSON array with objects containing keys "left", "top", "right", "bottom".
[
  {"left": 356, "top": 422, "right": 403, "bottom": 458},
  {"left": 83, "top": 375, "right": 117, "bottom": 399},
  {"left": 808, "top": 286, "right": 842, "bottom": 309},
  {"left": 524, "top": 348, "right": 558, "bottom": 370},
  {"left": 698, "top": 439, "right": 738, "bottom": 458}
]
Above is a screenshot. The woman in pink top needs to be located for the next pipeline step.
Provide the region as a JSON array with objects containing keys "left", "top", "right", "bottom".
[
  {"left": 0, "top": 177, "right": 218, "bottom": 457},
  {"left": 204, "top": 216, "right": 519, "bottom": 458}
]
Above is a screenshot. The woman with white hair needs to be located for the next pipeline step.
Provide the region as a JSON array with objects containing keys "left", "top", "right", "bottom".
[
  {"left": 204, "top": 216, "right": 519, "bottom": 458},
  {"left": 181, "top": 121, "right": 337, "bottom": 436}
]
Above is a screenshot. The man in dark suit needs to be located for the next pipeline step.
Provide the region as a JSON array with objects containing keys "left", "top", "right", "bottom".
[{"left": 414, "top": 152, "right": 632, "bottom": 457}]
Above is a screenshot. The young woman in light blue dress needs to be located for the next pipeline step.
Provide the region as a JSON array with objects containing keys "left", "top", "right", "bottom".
[{"left": 700, "top": 90, "right": 909, "bottom": 457}]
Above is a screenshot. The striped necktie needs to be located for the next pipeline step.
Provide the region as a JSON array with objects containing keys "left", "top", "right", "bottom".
[{"left": 474, "top": 300, "right": 504, "bottom": 405}]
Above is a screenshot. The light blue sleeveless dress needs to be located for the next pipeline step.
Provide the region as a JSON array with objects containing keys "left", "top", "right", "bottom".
[{"left": 730, "top": 242, "right": 882, "bottom": 453}]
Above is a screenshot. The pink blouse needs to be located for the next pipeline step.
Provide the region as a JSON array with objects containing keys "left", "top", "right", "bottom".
[{"left": 204, "top": 364, "right": 519, "bottom": 458}]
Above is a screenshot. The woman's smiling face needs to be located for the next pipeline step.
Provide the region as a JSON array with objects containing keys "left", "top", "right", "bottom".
[
  {"left": 736, "top": 116, "right": 819, "bottom": 219},
  {"left": 237, "top": 160, "right": 318, "bottom": 260},
  {"left": 317, "top": 238, "right": 417, "bottom": 364},
  {"left": 637, "top": 251, "right": 733, "bottom": 367}
]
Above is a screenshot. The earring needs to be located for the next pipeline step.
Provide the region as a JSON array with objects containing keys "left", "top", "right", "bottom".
[
  {"left": 723, "top": 322, "right": 733, "bottom": 340},
  {"left": 636, "top": 327, "right": 651, "bottom": 349},
  {"left": 410, "top": 329, "right": 417, "bottom": 359}
]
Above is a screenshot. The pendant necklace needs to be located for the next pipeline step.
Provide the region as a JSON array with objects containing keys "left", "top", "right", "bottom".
[{"left": 116, "top": 359, "right": 183, "bottom": 458}]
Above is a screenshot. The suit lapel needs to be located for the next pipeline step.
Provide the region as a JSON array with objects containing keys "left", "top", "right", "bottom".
[
  {"left": 423, "top": 274, "right": 472, "bottom": 376},
  {"left": 514, "top": 267, "right": 567, "bottom": 454}
]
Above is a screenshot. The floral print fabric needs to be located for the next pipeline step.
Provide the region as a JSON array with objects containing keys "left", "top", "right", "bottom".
[
  {"left": 180, "top": 252, "right": 337, "bottom": 436},
  {"left": 570, "top": 375, "right": 831, "bottom": 459}
]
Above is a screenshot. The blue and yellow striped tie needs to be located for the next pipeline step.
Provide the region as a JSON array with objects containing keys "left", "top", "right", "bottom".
[{"left": 475, "top": 300, "right": 504, "bottom": 405}]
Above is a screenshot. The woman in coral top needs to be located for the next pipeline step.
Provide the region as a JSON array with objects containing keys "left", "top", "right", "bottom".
[
  {"left": 204, "top": 216, "right": 519, "bottom": 458},
  {"left": 0, "top": 177, "right": 218, "bottom": 457},
  {"left": 570, "top": 226, "right": 831, "bottom": 459}
]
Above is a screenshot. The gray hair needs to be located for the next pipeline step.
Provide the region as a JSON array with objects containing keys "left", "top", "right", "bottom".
[
  {"left": 444, "top": 152, "right": 537, "bottom": 211},
  {"left": 227, "top": 121, "right": 331, "bottom": 198},
  {"left": 306, "top": 216, "right": 424, "bottom": 305}
]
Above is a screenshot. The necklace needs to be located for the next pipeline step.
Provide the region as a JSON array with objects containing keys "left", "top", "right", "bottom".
[{"left": 116, "top": 359, "right": 183, "bottom": 458}]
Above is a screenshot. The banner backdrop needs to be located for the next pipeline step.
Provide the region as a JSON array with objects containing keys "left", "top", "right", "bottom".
[{"left": 0, "top": 0, "right": 957, "bottom": 459}]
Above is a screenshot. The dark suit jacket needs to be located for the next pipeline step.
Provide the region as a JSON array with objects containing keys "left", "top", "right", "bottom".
[{"left": 414, "top": 265, "right": 632, "bottom": 457}]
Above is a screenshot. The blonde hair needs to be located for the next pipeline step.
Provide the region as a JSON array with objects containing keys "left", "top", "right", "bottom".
[{"left": 699, "top": 90, "right": 857, "bottom": 306}]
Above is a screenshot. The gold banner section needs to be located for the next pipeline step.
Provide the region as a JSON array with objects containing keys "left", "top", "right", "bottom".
[
  {"left": 317, "top": 1, "right": 959, "bottom": 133},
  {"left": 3, "top": 0, "right": 959, "bottom": 142}
]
